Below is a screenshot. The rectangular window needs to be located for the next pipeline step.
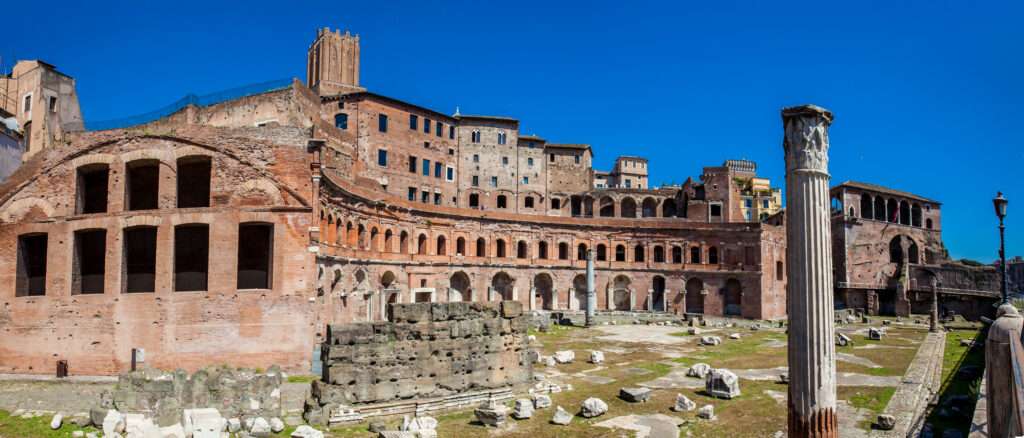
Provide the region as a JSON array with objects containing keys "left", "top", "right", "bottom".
[
  {"left": 744, "top": 199, "right": 752, "bottom": 208},
  {"left": 15, "top": 233, "right": 47, "bottom": 297},
  {"left": 423, "top": 118, "right": 431, "bottom": 134},
  {"left": 525, "top": 197, "right": 534, "bottom": 208},
  {"left": 423, "top": 141, "right": 430, "bottom": 149},
  {"left": 472, "top": 175, "right": 479, "bottom": 187},
  {"left": 178, "top": 157, "right": 211, "bottom": 208},
  {"left": 490, "top": 176, "right": 498, "bottom": 187},
  {"left": 76, "top": 164, "right": 109, "bottom": 214},
  {"left": 408, "top": 187, "right": 416, "bottom": 201},
  {"left": 409, "top": 114, "right": 418, "bottom": 130},
  {"left": 446, "top": 166, "right": 454, "bottom": 181},
  {"left": 502, "top": 157, "right": 509, "bottom": 165},
  {"left": 422, "top": 159, "right": 431, "bottom": 176},
  {"left": 527, "top": 157, "right": 534, "bottom": 167},
  {"left": 472, "top": 131, "right": 480, "bottom": 143},
  {"left": 238, "top": 223, "right": 273, "bottom": 289},
  {"left": 23, "top": 94, "right": 31, "bottom": 114},
  {"left": 436, "top": 122, "right": 443, "bottom": 137},
  {"left": 126, "top": 160, "right": 160, "bottom": 211},
  {"left": 123, "top": 227, "right": 157, "bottom": 293},
  {"left": 625, "top": 180, "right": 632, "bottom": 188},
  {"left": 522, "top": 176, "right": 529, "bottom": 184},
  {"left": 434, "top": 162, "right": 442, "bottom": 178},
  {"left": 574, "top": 155, "right": 581, "bottom": 164},
  {"left": 378, "top": 149, "right": 388, "bottom": 167},
  {"left": 49, "top": 96, "right": 58, "bottom": 113},
  {"left": 174, "top": 225, "right": 209, "bottom": 292},
  {"left": 552, "top": 199, "right": 561, "bottom": 209},
  {"left": 763, "top": 199, "right": 770, "bottom": 209},
  {"left": 73, "top": 229, "right": 106, "bottom": 294},
  {"left": 334, "top": 113, "right": 348, "bottom": 129},
  {"left": 448, "top": 148, "right": 455, "bottom": 155},
  {"left": 378, "top": 114, "right": 388, "bottom": 132},
  {"left": 409, "top": 156, "right": 417, "bottom": 173},
  {"left": 449, "top": 126, "right": 455, "bottom": 139},
  {"left": 710, "top": 204, "right": 722, "bottom": 217},
  {"left": 433, "top": 193, "right": 441, "bottom": 205},
  {"left": 421, "top": 191, "right": 429, "bottom": 203},
  {"left": 473, "top": 154, "right": 479, "bottom": 163},
  {"left": 550, "top": 154, "right": 555, "bottom": 162},
  {"left": 498, "top": 132, "right": 507, "bottom": 145}
]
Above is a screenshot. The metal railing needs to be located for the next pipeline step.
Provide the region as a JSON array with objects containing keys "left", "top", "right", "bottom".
[{"left": 84, "top": 78, "right": 292, "bottom": 131}]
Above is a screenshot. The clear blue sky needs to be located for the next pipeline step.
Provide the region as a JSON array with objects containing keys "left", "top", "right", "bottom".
[{"left": 7, "top": 1, "right": 1022, "bottom": 262}]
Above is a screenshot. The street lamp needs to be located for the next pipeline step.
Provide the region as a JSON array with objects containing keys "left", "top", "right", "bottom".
[{"left": 994, "top": 192, "right": 1009, "bottom": 303}]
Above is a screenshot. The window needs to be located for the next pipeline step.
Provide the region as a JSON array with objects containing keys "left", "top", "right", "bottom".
[
  {"left": 634, "top": 245, "right": 645, "bottom": 262},
  {"left": 23, "top": 94, "right": 31, "bottom": 115},
  {"left": 502, "top": 156, "right": 509, "bottom": 165},
  {"left": 672, "top": 246, "right": 683, "bottom": 264},
  {"left": 378, "top": 114, "right": 388, "bottom": 132},
  {"left": 408, "top": 187, "right": 416, "bottom": 201},
  {"left": 436, "top": 122, "right": 443, "bottom": 137},
  {"left": 552, "top": 199, "right": 561, "bottom": 209},
  {"left": 469, "top": 193, "right": 480, "bottom": 207},
  {"left": 577, "top": 244, "right": 588, "bottom": 260},
  {"left": 763, "top": 199, "right": 770, "bottom": 209},
  {"left": 434, "top": 162, "right": 442, "bottom": 178},
  {"left": 527, "top": 157, "right": 534, "bottom": 167},
  {"left": 538, "top": 241, "right": 548, "bottom": 259},
  {"left": 472, "top": 175, "right": 479, "bottom": 187},
  {"left": 421, "top": 191, "right": 430, "bottom": 203},
  {"left": 334, "top": 113, "right": 348, "bottom": 129},
  {"left": 49, "top": 96, "right": 57, "bottom": 113},
  {"left": 422, "top": 159, "right": 431, "bottom": 176},
  {"left": 177, "top": 156, "right": 211, "bottom": 208},
  {"left": 449, "top": 126, "right": 455, "bottom": 139},
  {"left": 471, "top": 131, "right": 480, "bottom": 143},
  {"left": 522, "top": 176, "right": 529, "bottom": 184},
  {"left": 446, "top": 166, "right": 454, "bottom": 181},
  {"left": 473, "top": 154, "right": 480, "bottom": 163},
  {"left": 378, "top": 149, "right": 388, "bottom": 167},
  {"left": 517, "top": 241, "right": 528, "bottom": 258},
  {"left": 124, "top": 227, "right": 157, "bottom": 293},
  {"left": 708, "top": 247, "right": 719, "bottom": 264},
  {"left": 597, "top": 244, "right": 607, "bottom": 261},
  {"left": 558, "top": 242, "right": 569, "bottom": 260},
  {"left": 73, "top": 229, "right": 107, "bottom": 294},
  {"left": 744, "top": 198, "right": 752, "bottom": 208},
  {"left": 126, "top": 160, "right": 160, "bottom": 211},
  {"left": 76, "top": 164, "right": 109, "bottom": 214},
  {"left": 498, "top": 131, "right": 507, "bottom": 145},
  {"left": 423, "top": 118, "right": 431, "bottom": 134},
  {"left": 497, "top": 195, "right": 508, "bottom": 209},
  {"left": 424, "top": 141, "right": 430, "bottom": 149},
  {"left": 409, "top": 114, "right": 418, "bottom": 130},
  {"left": 654, "top": 246, "right": 665, "bottom": 263},
  {"left": 490, "top": 176, "right": 497, "bottom": 187},
  {"left": 574, "top": 155, "right": 580, "bottom": 164},
  {"left": 15, "top": 233, "right": 47, "bottom": 296},
  {"left": 690, "top": 247, "right": 701, "bottom": 263},
  {"left": 433, "top": 193, "right": 441, "bottom": 205},
  {"left": 710, "top": 204, "right": 722, "bottom": 217},
  {"left": 448, "top": 148, "right": 455, "bottom": 155},
  {"left": 174, "top": 224, "right": 209, "bottom": 291},
  {"left": 525, "top": 196, "right": 534, "bottom": 208},
  {"left": 550, "top": 154, "right": 555, "bottom": 163},
  {"left": 776, "top": 261, "right": 784, "bottom": 279},
  {"left": 496, "top": 239, "right": 507, "bottom": 257},
  {"left": 409, "top": 156, "right": 418, "bottom": 173},
  {"left": 237, "top": 223, "right": 273, "bottom": 289}
]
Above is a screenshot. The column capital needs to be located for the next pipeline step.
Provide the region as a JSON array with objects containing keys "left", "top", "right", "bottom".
[{"left": 782, "top": 104, "right": 833, "bottom": 174}]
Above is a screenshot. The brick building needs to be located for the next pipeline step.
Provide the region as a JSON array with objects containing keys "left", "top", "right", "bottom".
[{"left": 0, "top": 26, "right": 793, "bottom": 375}]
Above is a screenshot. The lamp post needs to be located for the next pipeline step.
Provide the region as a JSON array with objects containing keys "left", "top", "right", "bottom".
[{"left": 993, "top": 192, "right": 1009, "bottom": 304}]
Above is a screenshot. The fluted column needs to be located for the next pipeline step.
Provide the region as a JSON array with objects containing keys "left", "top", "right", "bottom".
[{"left": 783, "top": 105, "right": 838, "bottom": 438}]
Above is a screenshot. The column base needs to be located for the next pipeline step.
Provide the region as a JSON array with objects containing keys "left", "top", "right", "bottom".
[{"left": 788, "top": 406, "right": 838, "bottom": 438}]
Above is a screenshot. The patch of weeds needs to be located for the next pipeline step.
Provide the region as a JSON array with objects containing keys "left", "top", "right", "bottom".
[
  {"left": 0, "top": 410, "right": 99, "bottom": 438},
  {"left": 287, "top": 375, "right": 318, "bottom": 383}
]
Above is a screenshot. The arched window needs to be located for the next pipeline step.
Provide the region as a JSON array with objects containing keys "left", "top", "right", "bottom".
[
  {"left": 558, "top": 242, "right": 569, "bottom": 260},
  {"left": 615, "top": 245, "right": 626, "bottom": 262},
  {"left": 620, "top": 198, "right": 637, "bottom": 218},
  {"left": 370, "top": 227, "right": 380, "bottom": 251},
  {"left": 874, "top": 197, "right": 886, "bottom": 221},
  {"left": 926, "top": 218, "right": 933, "bottom": 229},
  {"left": 908, "top": 240, "right": 919, "bottom": 264},
  {"left": 708, "top": 247, "right": 719, "bottom": 264},
  {"left": 599, "top": 196, "right": 614, "bottom": 217},
  {"left": 496, "top": 239, "right": 507, "bottom": 257},
  {"left": 889, "top": 236, "right": 904, "bottom": 263},
  {"left": 860, "top": 195, "right": 872, "bottom": 219},
  {"left": 469, "top": 193, "right": 480, "bottom": 208},
  {"left": 887, "top": 198, "right": 898, "bottom": 223},
  {"left": 596, "top": 244, "right": 607, "bottom": 261},
  {"left": 334, "top": 113, "right": 348, "bottom": 129},
  {"left": 653, "top": 245, "right": 665, "bottom": 263},
  {"left": 634, "top": 244, "right": 645, "bottom": 262},
  {"left": 642, "top": 198, "right": 657, "bottom": 217},
  {"left": 384, "top": 229, "right": 394, "bottom": 252},
  {"left": 672, "top": 246, "right": 683, "bottom": 264},
  {"left": 476, "top": 238, "right": 486, "bottom": 257},
  {"left": 497, "top": 195, "right": 508, "bottom": 209},
  {"left": 456, "top": 237, "right": 466, "bottom": 255},
  {"left": 577, "top": 243, "right": 588, "bottom": 260},
  {"left": 662, "top": 199, "right": 677, "bottom": 217},
  {"left": 911, "top": 204, "right": 922, "bottom": 227},
  {"left": 417, "top": 234, "right": 428, "bottom": 255},
  {"left": 899, "top": 200, "right": 910, "bottom": 225},
  {"left": 436, "top": 235, "right": 447, "bottom": 256},
  {"left": 517, "top": 241, "right": 528, "bottom": 259},
  {"left": 399, "top": 231, "right": 409, "bottom": 253},
  {"left": 690, "top": 247, "right": 701, "bottom": 264},
  {"left": 538, "top": 241, "right": 548, "bottom": 259}
]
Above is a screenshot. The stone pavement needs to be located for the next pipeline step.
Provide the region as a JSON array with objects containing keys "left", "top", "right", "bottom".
[{"left": 869, "top": 330, "right": 946, "bottom": 437}]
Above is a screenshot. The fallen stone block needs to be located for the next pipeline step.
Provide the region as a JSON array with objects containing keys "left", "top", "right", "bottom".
[
  {"left": 580, "top": 397, "right": 608, "bottom": 418},
  {"left": 706, "top": 368, "right": 741, "bottom": 399},
  {"left": 50, "top": 413, "right": 63, "bottom": 430},
  {"left": 474, "top": 402, "right": 509, "bottom": 427},
  {"left": 590, "top": 351, "right": 605, "bottom": 364},
  {"left": 533, "top": 394, "right": 552, "bottom": 409},
  {"left": 672, "top": 394, "right": 696, "bottom": 412},
  {"left": 512, "top": 399, "right": 534, "bottom": 419},
  {"left": 551, "top": 406, "right": 572, "bottom": 425},
  {"left": 876, "top": 414, "right": 896, "bottom": 430},
  {"left": 836, "top": 333, "right": 853, "bottom": 346},
  {"left": 292, "top": 425, "right": 325, "bottom": 438},
  {"left": 554, "top": 350, "right": 575, "bottom": 364},
  {"left": 868, "top": 327, "right": 885, "bottom": 340},
  {"left": 250, "top": 417, "right": 272, "bottom": 436},
  {"left": 618, "top": 387, "right": 652, "bottom": 403},
  {"left": 700, "top": 336, "right": 722, "bottom": 346},
  {"left": 270, "top": 417, "right": 285, "bottom": 433},
  {"left": 729, "top": 333, "right": 741, "bottom": 340},
  {"left": 687, "top": 363, "right": 712, "bottom": 379},
  {"left": 102, "top": 409, "right": 125, "bottom": 438},
  {"left": 698, "top": 404, "right": 715, "bottom": 420}
]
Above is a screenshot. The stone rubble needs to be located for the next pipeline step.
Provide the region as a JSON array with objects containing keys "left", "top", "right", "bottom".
[
  {"left": 474, "top": 401, "right": 509, "bottom": 427},
  {"left": 512, "top": 398, "right": 534, "bottom": 419},
  {"left": 869, "top": 327, "right": 885, "bottom": 340},
  {"left": 580, "top": 397, "right": 608, "bottom": 418},
  {"left": 700, "top": 336, "right": 722, "bottom": 346},
  {"left": 270, "top": 417, "right": 286, "bottom": 433},
  {"left": 687, "top": 363, "right": 712, "bottom": 379},
  {"left": 50, "top": 413, "right": 63, "bottom": 430},
  {"left": 554, "top": 350, "right": 575, "bottom": 364},
  {"left": 618, "top": 387, "right": 652, "bottom": 403},
  {"left": 672, "top": 394, "right": 697, "bottom": 412},
  {"left": 836, "top": 333, "right": 853, "bottom": 346},
  {"left": 876, "top": 414, "right": 896, "bottom": 430},
  {"left": 533, "top": 394, "right": 552, "bottom": 409},
  {"left": 551, "top": 406, "right": 572, "bottom": 425},
  {"left": 291, "top": 425, "right": 326, "bottom": 438},
  {"left": 590, "top": 351, "right": 605, "bottom": 364},
  {"left": 705, "top": 368, "right": 741, "bottom": 399},
  {"left": 729, "top": 333, "right": 741, "bottom": 340},
  {"left": 697, "top": 404, "right": 716, "bottom": 420}
]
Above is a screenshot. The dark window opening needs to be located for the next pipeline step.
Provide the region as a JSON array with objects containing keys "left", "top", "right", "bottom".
[
  {"left": 708, "top": 247, "right": 719, "bottom": 264},
  {"left": 634, "top": 245, "right": 645, "bottom": 262},
  {"left": 73, "top": 229, "right": 106, "bottom": 294},
  {"left": 690, "top": 247, "right": 701, "bottom": 263},
  {"left": 123, "top": 227, "right": 157, "bottom": 293},
  {"left": 476, "top": 238, "right": 486, "bottom": 257},
  {"left": 378, "top": 114, "right": 388, "bottom": 132},
  {"left": 558, "top": 242, "right": 569, "bottom": 260},
  {"left": 596, "top": 244, "right": 607, "bottom": 261},
  {"left": 126, "top": 160, "right": 160, "bottom": 211},
  {"left": 615, "top": 245, "right": 626, "bottom": 262},
  {"left": 238, "top": 223, "right": 273, "bottom": 289},
  {"left": 525, "top": 196, "right": 534, "bottom": 208},
  {"left": 497, "top": 195, "right": 508, "bottom": 209},
  {"left": 577, "top": 244, "right": 588, "bottom": 260},
  {"left": 335, "top": 113, "right": 348, "bottom": 129},
  {"left": 177, "top": 157, "right": 211, "bottom": 208},
  {"left": 776, "top": 261, "right": 784, "bottom": 279},
  {"left": 423, "top": 118, "right": 431, "bottom": 134},
  {"left": 551, "top": 198, "right": 561, "bottom": 210},
  {"left": 174, "top": 224, "right": 209, "bottom": 291},
  {"left": 653, "top": 246, "right": 665, "bottom": 263},
  {"left": 76, "top": 164, "right": 109, "bottom": 214},
  {"left": 710, "top": 204, "right": 722, "bottom": 217},
  {"left": 517, "top": 241, "right": 528, "bottom": 259},
  {"left": 409, "top": 114, "right": 418, "bottom": 130},
  {"left": 496, "top": 239, "right": 507, "bottom": 257},
  {"left": 538, "top": 241, "right": 548, "bottom": 259},
  {"left": 16, "top": 233, "right": 47, "bottom": 296},
  {"left": 469, "top": 193, "right": 480, "bottom": 208},
  {"left": 672, "top": 246, "right": 683, "bottom": 264}
]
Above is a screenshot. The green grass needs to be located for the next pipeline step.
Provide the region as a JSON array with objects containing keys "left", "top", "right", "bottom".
[
  {"left": 287, "top": 374, "right": 319, "bottom": 383},
  {"left": 924, "top": 329, "right": 986, "bottom": 436},
  {"left": 0, "top": 410, "right": 99, "bottom": 438},
  {"left": 840, "top": 386, "right": 896, "bottom": 430}
]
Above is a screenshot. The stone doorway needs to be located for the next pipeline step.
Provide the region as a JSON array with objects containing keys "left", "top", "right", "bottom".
[
  {"left": 652, "top": 276, "right": 666, "bottom": 312},
  {"left": 685, "top": 278, "right": 704, "bottom": 314}
]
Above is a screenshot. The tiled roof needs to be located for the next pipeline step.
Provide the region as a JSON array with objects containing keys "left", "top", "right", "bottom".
[{"left": 833, "top": 181, "right": 940, "bottom": 205}]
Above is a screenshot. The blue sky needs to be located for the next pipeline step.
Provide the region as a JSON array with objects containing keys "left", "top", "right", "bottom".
[{"left": 7, "top": 1, "right": 1022, "bottom": 262}]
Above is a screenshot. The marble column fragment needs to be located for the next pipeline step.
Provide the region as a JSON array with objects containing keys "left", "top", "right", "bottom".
[{"left": 783, "top": 105, "right": 838, "bottom": 438}]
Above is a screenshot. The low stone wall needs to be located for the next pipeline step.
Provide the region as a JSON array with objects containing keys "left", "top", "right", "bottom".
[
  {"left": 305, "top": 301, "right": 532, "bottom": 424},
  {"left": 101, "top": 366, "right": 283, "bottom": 426}
]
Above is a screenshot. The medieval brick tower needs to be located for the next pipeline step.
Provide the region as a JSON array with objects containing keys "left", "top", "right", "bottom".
[{"left": 307, "top": 27, "right": 362, "bottom": 96}]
